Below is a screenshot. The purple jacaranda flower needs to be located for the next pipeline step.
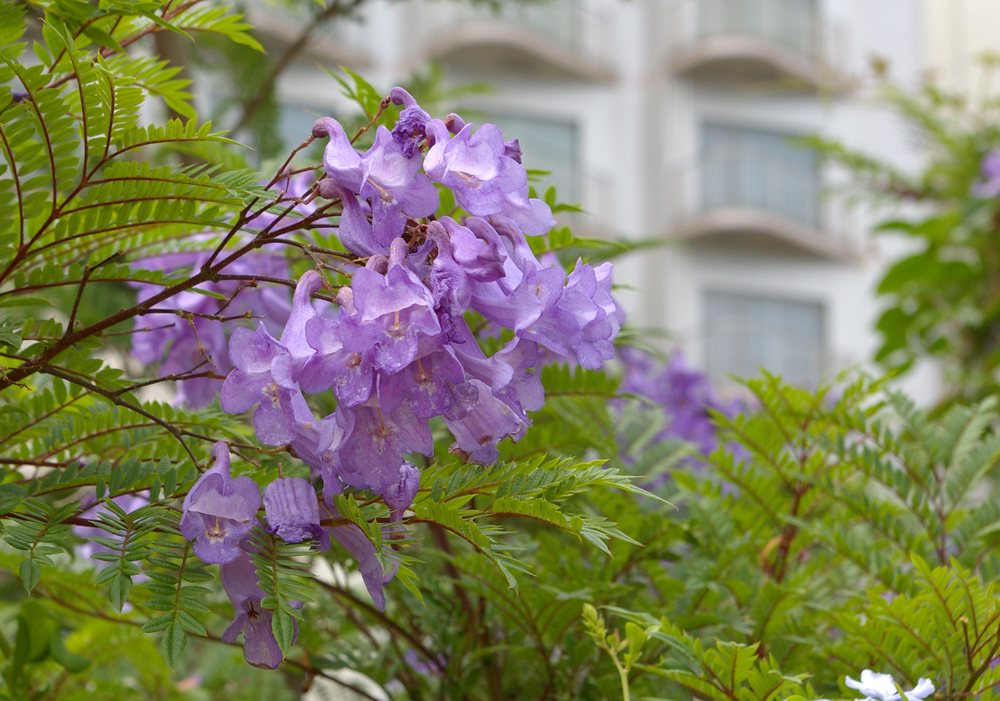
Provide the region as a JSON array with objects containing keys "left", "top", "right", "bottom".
[
  {"left": 340, "top": 240, "right": 441, "bottom": 375},
  {"left": 221, "top": 272, "right": 323, "bottom": 445},
  {"left": 221, "top": 324, "right": 296, "bottom": 445},
  {"left": 271, "top": 270, "right": 323, "bottom": 380},
  {"left": 448, "top": 317, "right": 542, "bottom": 425},
  {"left": 361, "top": 126, "right": 439, "bottom": 244},
  {"left": 288, "top": 392, "right": 350, "bottom": 505},
  {"left": 316, "top": 179, "right": 383, "bottom": 257},
  {"left": 558, "top": 260, "right": 621, "bottom": 369},
  {"left": 445, "top": 113, "right": 521, "bottom": 164},
  {"left": 389, "top": 87, "right": 431, "bottom": 159},
  {"left": 380, "top": 462, "right": 419, "bottom": 522},
  {"left": 425, "top": 221, "right": 473, "bottom": 343},
  {"left": 337, "top": 400, "right": 434, "bottom": 492},
  {"left": 130, "top": 249, "right": 291, "bottom": 409},
  {"left": 378, "top": 348, "right": 479, "bottom": 420},
  {"left": 313, "top": 117, "right": 363, "bottom": 193},
  {"left": 313, "top": 116, "right": 438, "bottom": 245},
  {"left": 618, "top": 348, "right": 740, "bottom": 457},
  {"left": 263, "top": 477, "right": 330, "bottom": 550},
  {"left": 973, "top": 147, "right": 1000, "bottom": 198},
  {"left": 180, "top": 443, "right": 261, "bottom": 564},
  {"left": 323, "top": 503, "right": 400, "bottom": 611},
  {"left": 423, "top": 118, "right": 526, "bottom": 217},
  {"left": 220, "top": 542, "right": 289, "bottom": 669},
  {"left": 439, "top": 217, "right": 507, "bottom": 283},
  {"left": 492, "top": 336, "right": 544, "bottom": 420},
  {"left": 445, "top": 379, "right": 526, "bottom": 465},
  {"left": 466, "top": 219, "right": 621, "bottom": 368},
  {"left": 300, "top": 289, "right": 376, "bottom": 408}
]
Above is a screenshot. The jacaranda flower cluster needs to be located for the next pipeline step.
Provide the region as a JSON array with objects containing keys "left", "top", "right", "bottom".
[
  {"left": 218, "top": 88, "right": 621, "bottom": 497},
  {"left": 173, "top": 89, "right": 621, "bottom": 667}
]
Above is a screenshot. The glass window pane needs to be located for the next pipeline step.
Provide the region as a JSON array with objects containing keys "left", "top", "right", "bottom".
[
  {"left": 488, "top": 115, "right": 579, "bottom": 203},
  {"left": 701, "top": 123, "right": 819, "bottom": 228},
  {"left": 704, "top": 291, "right": 824, "bottom": 389}
]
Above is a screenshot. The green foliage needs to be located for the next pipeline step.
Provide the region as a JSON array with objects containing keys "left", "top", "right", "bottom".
[
  {"left": 138, "top": 521, "right": 213, "bottom": 668},
  {"left": 811, "top": 67, "right": 1000, "bottom": 406}
]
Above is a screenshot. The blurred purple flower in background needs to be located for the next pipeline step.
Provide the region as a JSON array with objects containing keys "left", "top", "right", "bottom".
[
  {"left": 618, "top": 347, "right": 739, "bottom": 457},
  {"left": 973, "top": 148, "right": 1000, "bottom": 198},
  {"left": 74, "top": 491, "right": 150, "bottom": 564}
]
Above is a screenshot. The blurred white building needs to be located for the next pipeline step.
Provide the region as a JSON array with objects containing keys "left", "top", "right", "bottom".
[
  {"left": 251, "top": 0, "right": 943, "bottom": 402},
  {"left": 923, "top": 0, "right": 1000, "bottom": 94}
]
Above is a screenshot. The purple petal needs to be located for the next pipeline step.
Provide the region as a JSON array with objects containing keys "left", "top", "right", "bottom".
[
  {"left": 252, "top": 386, "right": 297, "bottom": 445},
  {"left": 315, "top": 117, "right": 363, "bottom": 193},
  {"left": 380, "top": 462, "right": 419, "bottom": 521},
  {"left": 263, "top": 477, "right": 328, "bottom": 548},
  {"left": 444, "top": 381, "right": 525, "bottom": 465},
  {"left": 338, "top": 403, "right": 433, "bottom": 492}
]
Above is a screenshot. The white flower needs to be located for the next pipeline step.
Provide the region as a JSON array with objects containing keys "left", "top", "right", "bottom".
[
  {"left": 845, "top": 671, "right": 935, "bottom": 701},
  {"left": 905, "top": 678, "right": 935, "bottom": 701}
]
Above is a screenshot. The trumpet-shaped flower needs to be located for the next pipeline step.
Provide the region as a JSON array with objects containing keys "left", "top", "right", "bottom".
[
  {"left": 220, "top": 543, "right": 289, "bottom": 669},
  {"left": 180, "top": 443, "right": 261, "bottom": 564}
]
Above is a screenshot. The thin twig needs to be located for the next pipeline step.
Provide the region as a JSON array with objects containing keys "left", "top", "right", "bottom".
[{"left": 40, "top": 365, "right": 200, "bottom": 467}]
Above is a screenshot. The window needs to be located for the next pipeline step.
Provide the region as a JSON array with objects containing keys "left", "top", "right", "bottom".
[
  {"left": 278, "top": 103, "right": 328, "bottom": 153},
  {"left": 704, "top": 291, "right": 824, "bottom": 389},
  {"left": 701, "top": 122, "right": 820, "bottom": 228},
  {"left": 487, "top": 115, "right": 579, "bottom": 205}
]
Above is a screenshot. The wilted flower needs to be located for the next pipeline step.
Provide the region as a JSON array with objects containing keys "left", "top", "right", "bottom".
[
  {"left": 263, "top": 477, "right": 330, "bottom": 550},
  {"left": 323, "top": 503, "right": 400, "bottom": 611}
]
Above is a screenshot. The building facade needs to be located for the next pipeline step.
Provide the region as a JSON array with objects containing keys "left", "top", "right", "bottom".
[{"left": 251, "top": 0, "right": 939, "bottom": 402}]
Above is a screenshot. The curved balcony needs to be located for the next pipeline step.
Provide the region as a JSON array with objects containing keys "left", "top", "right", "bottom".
[
  {"left": 675, "top": 208, "right": 855, "bottom": 261},
  {"left": 425, "top": 0, "right": 615, "bottom": 82},
  {"left": 670, "top": 0, "right": 831, "bottom": 92},
  {"left": 667, "top": 123, "right": 856, "bottom": 261}
]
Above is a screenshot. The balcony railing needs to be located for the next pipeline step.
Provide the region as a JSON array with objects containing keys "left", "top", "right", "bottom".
[
  {"left": 701, "top": 123, "right": 818, "bottom": 228},
  {"left": 698, "top": 0, "right": 818, "bottom": 63},
  {"left": 669, "top": 0, "right": 835, "bottom": 90},
  {"left": 664, "top": 124, "right": 855, "bottom": 260},
  {"left": 442, "top": 0, "right": 579, "bottom": 52},
  {"left": 423, "top": 0, "right": 615, "bottom": 81}
]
